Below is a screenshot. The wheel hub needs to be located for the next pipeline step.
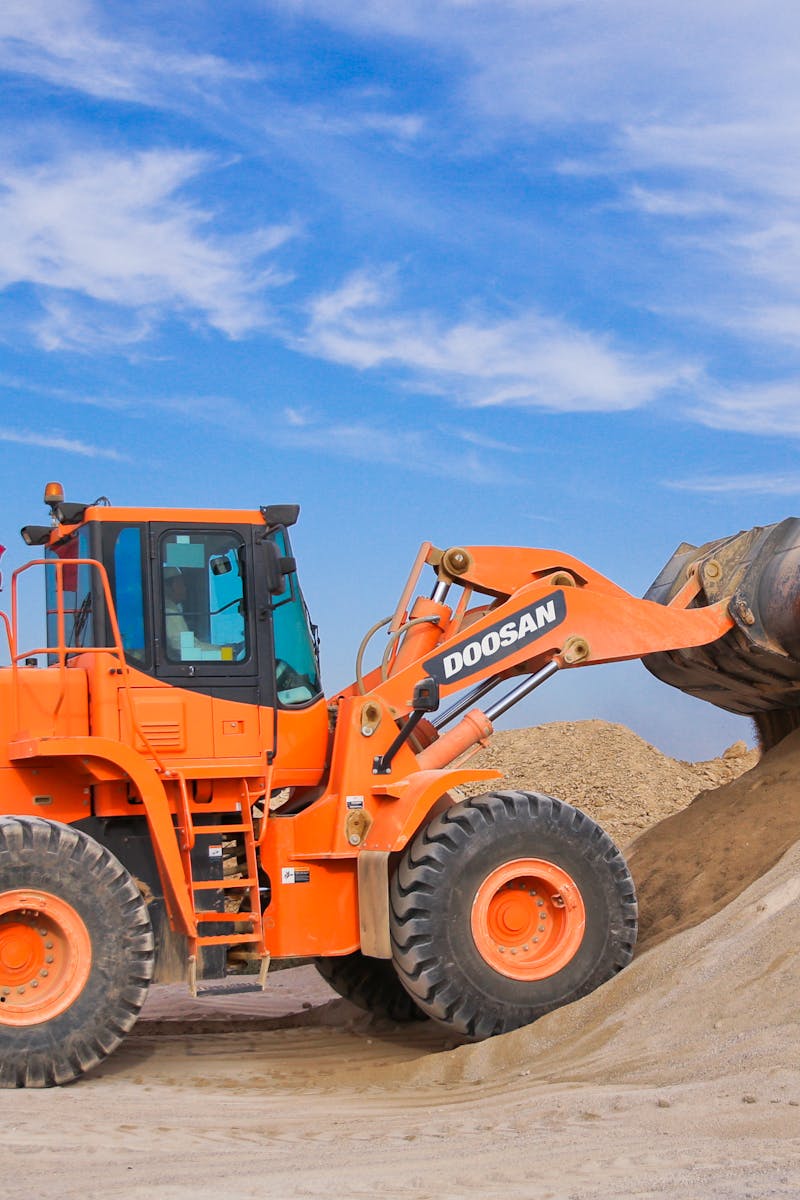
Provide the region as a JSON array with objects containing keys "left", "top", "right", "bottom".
[
  {"left": 0, "top": 891, "right": 92, "bottom": 1026},
  {"left": 0, "top": 922, "right": 45, "bottom": 975},
  {"left": 471, "top": 859, "right": 586, "bottom": 981}
]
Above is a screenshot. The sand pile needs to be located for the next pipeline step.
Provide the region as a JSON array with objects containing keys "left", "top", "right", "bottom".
[
  {"left": 468, "top": 719, "right": 758, "bottom": 846},
  {"left": 396, "top": 727, "right": 800, "bottom": 1098},
  {"left": 394, "top": 838, "right": 800, "bottom": 1099},
  {"left": 631, "top": 726, "right": 800, "bottom": 950}
]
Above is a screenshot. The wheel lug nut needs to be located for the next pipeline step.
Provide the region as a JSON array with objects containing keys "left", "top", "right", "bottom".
[
  {"left": 537, "top": 900, "right": 544, "bottom": 907},
  {"left": 40, "top": 969, "right": 49, "bottom": 978},
  {"left": 45, "top": 955, "right": 54, "bottom": 964},
  {"left": 45, "top": 941, "right": 54, "bottom": 950},
  {"left": 31, "top": 980, "right": 39, "bottom": 989},
  {"left": 538, "top": 925, "right": 545, "bottom": 932}
]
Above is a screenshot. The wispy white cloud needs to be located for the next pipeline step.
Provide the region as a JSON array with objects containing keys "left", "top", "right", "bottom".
[
  {"left": 32, "top": 296, "right": 156, "bottom": 353},
  {"left": 688, "top": 380, "right": 800, "bottom": 437},
  {"left": 744, "top": 306, "right": 800, "bottom": 345},
  {"left": 731, "top": 220, "right": 800, "bottom": 296},
  {"left": 442, "top": 427, "right": 522, "bottom": 454},
  {"left": 0, "top": 148, "right": 296, "bottom": 342},
  {"left": 283, "top": 406, "right": 312, "bottom": 427},
  {"left": 0, "top": 0, "right": 252, "bottom": 105},
  {"left": 289, "top": 2, "right": 800, "bottom": 358},
  {"left": 665, "top": 472, "right": 800, "bottom": 496},
  {"left": 0, "top": 428, "right": 127, "bottom": 460},
  {"left": 6, "top": 0, "right": 800, "bottom": 455},
  {"left": 270, "top": 101, "right": 424, "bottom": 145},
  {"left": 324, "top": 2, "right": 800, "bottom": 224},
  {"left": 621, "top": 119, "right": 800, "bottom": 203},
  {"left": 0, "top": 374, "right": 254, "bottom": 430},
  {"left": 274, "top": 407, "right": 517, "bottom": 483},
  {"left": 301, "top": 270, "right": 690, "bottom": 412},
  {"left": 283, "top": 3, "right": 800, "bottom": 132},
  {"left": 626, "top": 186, "right": 740, "bottom": 221},
  {"left": 0, "top": 0, "right": 423, "bottom": 156}
]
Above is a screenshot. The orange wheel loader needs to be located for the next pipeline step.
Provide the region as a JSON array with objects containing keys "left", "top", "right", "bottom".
[{"left": 1, "top": 485, "right": 798, "bottom": 1086}]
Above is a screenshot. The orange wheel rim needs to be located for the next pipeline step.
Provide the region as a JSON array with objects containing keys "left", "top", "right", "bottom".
[
  {"left": 0, "top": 890, "right": 92, "bottom": 1026},
  {"left": 471, "top": 859, "right": 586, "bottom": 981}
]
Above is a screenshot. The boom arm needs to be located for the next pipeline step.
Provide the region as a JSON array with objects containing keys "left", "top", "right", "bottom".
[{"left": 352, "top": 542, "right": 734, "bottom": 724}]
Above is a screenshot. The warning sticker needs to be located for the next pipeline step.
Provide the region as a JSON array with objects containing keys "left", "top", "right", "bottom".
[
  {"left": 281, "top": 868, "right": 311, "bottom": 884},
  {"left": 208, "top": 845, "right": 223, "bottom": 859}
]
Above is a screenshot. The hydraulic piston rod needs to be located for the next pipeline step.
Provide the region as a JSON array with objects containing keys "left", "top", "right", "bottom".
[
  {"left": 418, "top": 661, "right": 560, "bottom": 772},
  {"left": 483, "top": 660, "right": 561, "bottom": 723},
  {"left": 435, "top": 673, "right": 503, "bottom": 729}
]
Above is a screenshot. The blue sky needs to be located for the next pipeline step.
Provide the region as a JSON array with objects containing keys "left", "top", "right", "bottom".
[{"left": 0, "top": 1, "right": 793, "bottom": 758}]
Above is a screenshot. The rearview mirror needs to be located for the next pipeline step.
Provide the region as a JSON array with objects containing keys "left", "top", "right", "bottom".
[
  {"left": 256, "top": 538, "right": 295, "bottom": 595},
  {"left": 411, "top": 676, "right": 439, "bottom": 713},
  {"left": 257, "top": 538, "right": 283, "bottom": 594}
]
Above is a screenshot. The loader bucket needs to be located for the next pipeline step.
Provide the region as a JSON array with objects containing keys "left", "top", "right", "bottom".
[{"left": 642, "top": 519, "right": 800, "bottom": 750}]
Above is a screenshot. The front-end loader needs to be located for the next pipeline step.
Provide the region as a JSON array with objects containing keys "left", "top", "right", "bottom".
[{"left": 0, "top": 485, "right": 796, "bottom": 1086}]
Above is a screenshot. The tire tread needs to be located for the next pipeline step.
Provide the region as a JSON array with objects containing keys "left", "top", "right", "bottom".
[
  {"left": 0, "top": 816, "right": 155, "bottom": 1088},
  {"left": 390, "top": 790, "right": 637, "bottom": 1039}
]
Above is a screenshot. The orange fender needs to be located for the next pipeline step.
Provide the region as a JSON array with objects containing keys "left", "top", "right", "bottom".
[
  {"left": 368, "top": 766, "right": 503, "bottom": 852},
  {"left": 7, "top": 735, "right": 195, "bottom": 936}
]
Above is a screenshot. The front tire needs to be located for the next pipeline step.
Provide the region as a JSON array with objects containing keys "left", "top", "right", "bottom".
[
  {"left": 0, "top": 816, "right": 154, "bottom": 1087},
  {"left": 390, "top": 791, "right": 637, "bottom": 1039}
]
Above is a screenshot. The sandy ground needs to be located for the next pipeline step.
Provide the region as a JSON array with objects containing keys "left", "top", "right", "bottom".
[{"left": 3, "top": 722, "right": 799, "bottom": 1199}]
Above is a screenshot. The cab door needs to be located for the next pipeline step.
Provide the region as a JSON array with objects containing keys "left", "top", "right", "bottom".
[{"left": 150, "top": 524, "right": 269, "bottom": 760}]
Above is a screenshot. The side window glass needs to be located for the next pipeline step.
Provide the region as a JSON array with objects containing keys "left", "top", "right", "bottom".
[
  {"left": 269, "top": 530, "right": 321, "bottom": 706},
  {"left": 161, "top": 532, "right": 247, "bottom": 664},
  {"left": 113, "top": 527, "right": 146, "bottom": 665},
  {"left": 46, "top": 528, "right": 93, "bottom": 655}
]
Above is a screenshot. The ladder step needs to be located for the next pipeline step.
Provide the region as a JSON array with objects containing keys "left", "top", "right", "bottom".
[
  {"left": 184, "top": 823, "right": 249, "bottom": 835},
  {"left": 177, "top": 804, "right": 265, "bottom": 959},
  {"left": 195, "top": 933, "right": 262, "bottom": 947},
  {"left": 195, "top": 911, "right": 254, "bottom": 924},
  {"left": 195, "top": 980, "right": 266, "bottom": 998},
  {"left": 192, "top": 877, "right": 257, "bottom": 891}
]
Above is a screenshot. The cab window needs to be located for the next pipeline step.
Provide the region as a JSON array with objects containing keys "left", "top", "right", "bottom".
[
  {"left": 160, "top": 532, "right": 248, "bottom": 664},
  {"left": 113, "top": 526, "right": 147, "bottom": 665},
  {"left": 269, "top": 529, "right": 321, "bottom": 706},
  {"left": 46, "top": 528, "right": 94, "bottom": 655}
]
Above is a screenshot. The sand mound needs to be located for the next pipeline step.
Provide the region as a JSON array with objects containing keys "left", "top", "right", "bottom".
[
  {"left": 394, "top": 732, "right": 800, "bottom": 1097},
  {"left": 630, "top": 726, "right": 800, "bottom": 950},
  {"left": 469, "top": 719, "right": 757, "bottom": 846},
  {"left": 394, "top": 838, "right": 800, "bottom": 1099}
]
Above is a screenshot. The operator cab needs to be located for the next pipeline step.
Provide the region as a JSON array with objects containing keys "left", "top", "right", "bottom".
[{"left": 25, "top": 486, "right": 322, "bottom": 712}]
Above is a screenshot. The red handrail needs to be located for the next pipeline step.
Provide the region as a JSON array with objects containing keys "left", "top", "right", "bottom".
[{"left": 9, "top": 557, "right": 167, "bottom": 771}]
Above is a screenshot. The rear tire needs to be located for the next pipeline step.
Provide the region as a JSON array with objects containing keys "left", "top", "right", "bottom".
[
  {"left": 753, "top": 709, "right": 800, "bottom": 752},
  {"left": 0, "top": 816, "right": 154, "bottom": 1087},
  {"left": 315, "top": 951, "right": 428, "bottom": 1022},
  {"left": 390, "top": 791, "right": 637, "bottom": 1039}
]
